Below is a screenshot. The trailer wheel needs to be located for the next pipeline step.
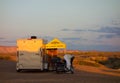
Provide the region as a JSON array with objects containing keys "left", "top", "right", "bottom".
[
  {"left": 16, "top": 69, "right": 21, "bottom": 72},
  {"left": 16, "top": 67, "right": 21, "bottom": 72}
]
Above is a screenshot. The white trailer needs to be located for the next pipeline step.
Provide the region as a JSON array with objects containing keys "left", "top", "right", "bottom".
[{"left": 16, "top": 37, "right": 48, "bottom": 72}]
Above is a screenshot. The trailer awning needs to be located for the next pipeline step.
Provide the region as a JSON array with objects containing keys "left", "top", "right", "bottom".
[{"left": 45, "top": 38, "right": 66, "bottom": 49}]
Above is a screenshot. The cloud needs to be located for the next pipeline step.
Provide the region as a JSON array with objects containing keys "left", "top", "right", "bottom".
[
  {"left": 67, "top": 42, "right": 120, "bottom": 51},
  {"left": 112, "top": 18, "right": 120, "bottom": 26},
  {"left": 62, "top": 38, "right": 79, "bottom": 40},
  {"left": 62, "top": 26, "right": 120, "bottom": 35},
  {"left": 62, "top": 37, "right": 86, "bottom": 41},
  {"left": 0, "top": 37, "right": 16, "bottom": 46},
  {"left": 0, "top": 37, "right": 5, "bottom": 40},
  {"left": 61, "top": 28, "right": 85, "bottom": 32},
  {"left": 0, "top": 40, "right": 16, "bottom": 46},
  {"left": 73, "top": 29, "right": 85, "bottom": 32},
  {"left": 61, "top": 28, "right": 71, "bottom": 31},
  {"left": 0, "top": 40, "right": 16, "bottom": 43},
  {"left": 98, "top": 34, "right": 116, "bottom": 39},
  {"left": 87, "top": 27, "right": 120, "bottom": 40},
  {"left": 89, "top": 27, "right": 120, "bottom": 36}
]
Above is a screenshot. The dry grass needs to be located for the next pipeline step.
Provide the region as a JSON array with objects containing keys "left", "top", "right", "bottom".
[
  {"left": 0, "top": 49, "right": 120, "bottom": 77},
  {"left": 1, "top": 51, "right": 120, "bottom": 69},
  {"left": 0, "top": 47, "right": 120, "bottom": 69},
  {"left": 0, "top": 53, "right": 16, "bottom": 61},
  {"left": 58, "top": 51, "right": 120, "bottom": 69}
]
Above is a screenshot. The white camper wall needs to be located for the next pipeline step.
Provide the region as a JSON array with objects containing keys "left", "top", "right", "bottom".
[{"left": 16, "top": 38, "right": 45, "bottom": 70}]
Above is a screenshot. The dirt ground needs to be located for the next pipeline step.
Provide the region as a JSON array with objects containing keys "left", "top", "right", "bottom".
[{"left": 0, "top": 60, "right": 120, "bottom": 83}]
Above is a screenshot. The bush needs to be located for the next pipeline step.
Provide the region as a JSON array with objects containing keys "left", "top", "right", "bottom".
[
  {"left": 79, "top": 60, "right": 100, "bottom": 67},
  {"left": 99, "top": 57, "right": 120, "bottom": 69},
  {"left": 0, "top": 55, "right": 11, "bottom": 60}
]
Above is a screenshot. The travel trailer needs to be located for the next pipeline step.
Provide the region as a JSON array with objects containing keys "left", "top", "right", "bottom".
[{"left": 16, "top": 36, "right": 48, "bottom": 72}]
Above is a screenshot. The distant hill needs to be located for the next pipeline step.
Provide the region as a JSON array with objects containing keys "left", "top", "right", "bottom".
[{"left": 0, "top": 46, "right": 17, "bottom": 53}]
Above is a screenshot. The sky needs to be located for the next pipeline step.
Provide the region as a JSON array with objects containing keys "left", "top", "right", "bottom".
[{"left": 0, "top": 0, "right": 120, "bottom": 51}]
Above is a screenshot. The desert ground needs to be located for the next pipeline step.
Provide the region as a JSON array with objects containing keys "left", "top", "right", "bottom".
[
  {"left": 0, "top": 60, "right": 120, "bottom": 83},
  {"left": 0, "top": 46, "right": 120, "bottom": 83}
]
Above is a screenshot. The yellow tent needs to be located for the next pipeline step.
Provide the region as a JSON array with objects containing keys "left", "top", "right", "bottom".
[{"left": 46, "top": 38, "right": 66, "bottom": 49}]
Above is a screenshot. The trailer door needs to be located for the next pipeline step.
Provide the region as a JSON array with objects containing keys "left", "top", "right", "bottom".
[{"left": 18, "top": 50, "right": 43, "bottom": 70}]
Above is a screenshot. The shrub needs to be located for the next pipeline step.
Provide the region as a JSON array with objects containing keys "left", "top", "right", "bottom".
[
  {"left": 98, "top": 57, "right": 120, "bottom": 69},
  {"left": 79, "top": 60, "right": 100, "bottom": 67},
  {"left": 0, "top": 55, "right": 11, "bottom": 60}
]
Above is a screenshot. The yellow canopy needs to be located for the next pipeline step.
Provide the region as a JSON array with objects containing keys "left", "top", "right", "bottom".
[{"left": 46, "top": 38, "right": 66, "bottom": 49}]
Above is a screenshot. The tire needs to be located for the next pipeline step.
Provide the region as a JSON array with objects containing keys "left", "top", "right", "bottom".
[
  {"left": 16, "top": 69, "right": 21, "bottom": 72},
  {"left": 16, "top": 66, "right": 21, "bottom": 72}
]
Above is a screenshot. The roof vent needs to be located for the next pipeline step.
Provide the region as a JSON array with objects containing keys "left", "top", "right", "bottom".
[{"left": 31, "top": 36, "right": 37, "bottom": 39}]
